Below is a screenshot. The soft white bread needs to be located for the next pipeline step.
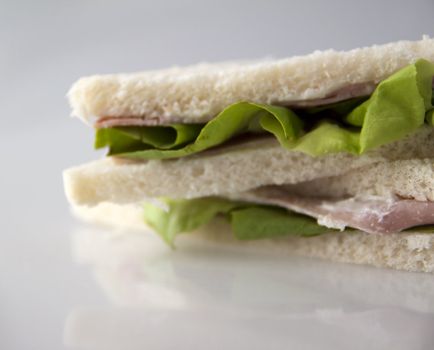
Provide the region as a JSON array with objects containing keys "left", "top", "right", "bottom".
[
  {"left": 63, "top": 138, "right": 376, "bottom": 205},
  {"left": 64, "top": 126, "right": 434, "bottom": 205},
  {"left": 69, "top": 37, "right": 434, "bottom": 124},
  {"left": 72, "top": 202, "right": 434, "bottom": 273},
  {"left": 286, "top": 158, "right": 434, "bottom": 201}
]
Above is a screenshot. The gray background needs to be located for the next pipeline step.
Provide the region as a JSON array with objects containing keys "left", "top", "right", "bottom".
[
  {"left": 3, "top": 0, "right": 434, "bottom": 131},
  {"left": 2, "top": 0, "right": 434, "bottom": 349}
]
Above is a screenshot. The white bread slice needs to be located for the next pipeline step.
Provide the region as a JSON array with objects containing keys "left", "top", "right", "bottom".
[
  {"left": 64, "top": 126, "right": 434, "bottom": 206},
  {"left": 72, "top": 202, "right": 434, "bottom": 273},
  {"left": 69, "top": 37, "right": 434, "bottom": 125},
  {"left": 286, "top": 158, "right": 434, "bottom": 201}
]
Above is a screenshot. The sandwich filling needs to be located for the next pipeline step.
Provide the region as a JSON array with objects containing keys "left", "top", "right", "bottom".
[
  {"left": 142, "top": 192, "right": 434, "bottom": 246},
  {"left": 92, "top": 60, "right": 434, "bottom": 245},
  {"left": 94, "top": 59, "right": 434, "bottom": 160}
]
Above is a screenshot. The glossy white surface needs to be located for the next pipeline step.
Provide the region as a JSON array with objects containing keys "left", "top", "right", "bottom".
[
  {"left": 2, "top": 1, "right": 434, "bottom": 349},
  {"left": 65, "top": 229, "right": 434, "bottom": 350}
]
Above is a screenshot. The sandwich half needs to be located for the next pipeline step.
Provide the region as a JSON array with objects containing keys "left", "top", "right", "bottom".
[{"left": 64, "top": 37, "right": 434, "bottom": 272}]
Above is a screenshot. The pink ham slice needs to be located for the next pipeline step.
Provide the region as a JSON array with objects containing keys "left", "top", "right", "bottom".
[{"left": 242, "top": 186, "right": 434, "bottom": 234}]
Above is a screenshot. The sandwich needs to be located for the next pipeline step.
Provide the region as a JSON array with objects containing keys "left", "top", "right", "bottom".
[{"left": 64, "top": 37, "right": 434, "bottom": 272}]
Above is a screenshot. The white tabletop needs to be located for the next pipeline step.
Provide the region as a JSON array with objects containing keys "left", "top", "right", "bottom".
[{"left": 2, "top": 1, "right": 434, "bottom": 349}]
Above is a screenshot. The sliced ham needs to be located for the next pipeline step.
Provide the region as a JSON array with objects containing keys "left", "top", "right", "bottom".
[{"left": 240, "top": 186, "right": 434, "bottom": 234}]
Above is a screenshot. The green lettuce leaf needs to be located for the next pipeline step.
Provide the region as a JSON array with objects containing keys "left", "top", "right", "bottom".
[
  {"left": 96, "top": 102, "right": 304, "bottom": 159},
  {"left": 95, "top": 124, "right": 203, "bottom": 154},
  {"left": 231, "top": 206, "right": 329, "bottom": 240},
  {"left": 96, "top": 59, "right": 434, "bottom": 159},
  {"left": 345, "top": 59, "right": 434, "bottom": 152},
  {"left": 143, "top": 197, "right": 330, "bottom": 246},
  {"left": 143, "top": 198, "right": 245, "bottom": 246}
]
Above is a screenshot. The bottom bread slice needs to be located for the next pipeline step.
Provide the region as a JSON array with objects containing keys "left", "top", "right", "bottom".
[{"left": 73, "top": 202, "right": 434, "bottom": 273}]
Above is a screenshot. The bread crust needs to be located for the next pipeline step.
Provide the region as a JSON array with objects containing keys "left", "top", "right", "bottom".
[{"left": 68, "top": 37, "right": 434, "bottom": 125}]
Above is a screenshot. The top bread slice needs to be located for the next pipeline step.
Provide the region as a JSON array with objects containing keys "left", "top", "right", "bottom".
[{"left": 69, "top": 37, "right": 434, "bottom": 125}]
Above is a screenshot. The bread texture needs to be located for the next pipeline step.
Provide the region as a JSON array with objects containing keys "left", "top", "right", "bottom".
[
  {"left": 68, "top": 37, "right": 434, "bottom": 125},
  {"left": 72, "top": 202, "right": 434, "bottom": 273},
  {"left": 286, "top": 159, "right": 434, "bottom": 201},
  {"left": 64, "top": 126, "right": 434, "bottom": 205}
]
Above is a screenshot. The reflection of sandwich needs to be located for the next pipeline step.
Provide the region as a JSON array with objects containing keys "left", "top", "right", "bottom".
[
  {"left": 64, "top": 37, "right": 434, "bottom": 272},
  {"left": 71, "top": 228, "right": 434, "bottom": 312},
  {"left": 65, "top": 228, "right": 434, "bottom": 349}
]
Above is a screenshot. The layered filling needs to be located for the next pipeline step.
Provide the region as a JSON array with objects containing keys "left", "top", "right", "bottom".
[
  {"left": 95, "top": 60, "right": 434, "bottom": 160},
  {"left": 93, "top": 60, "right": 434, "bottom": 244},
  {"left": 142, "top": 192, "right": 434, "bottom": 246}
]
